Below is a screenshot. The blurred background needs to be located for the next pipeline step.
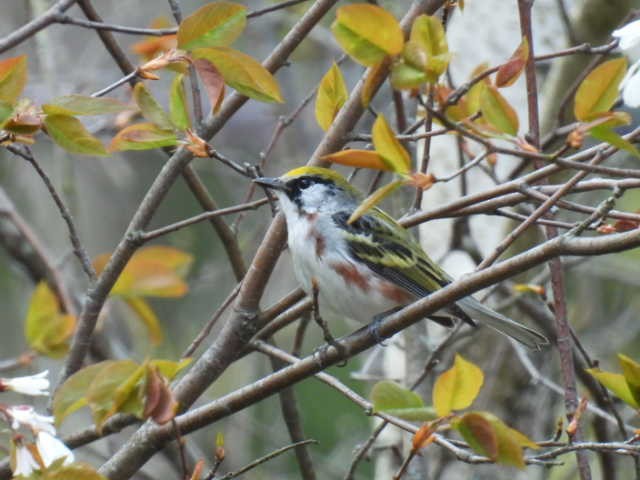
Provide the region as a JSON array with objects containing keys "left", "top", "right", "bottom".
[{"left": 2, "top": 1, "right": 640, "bottom": 478}]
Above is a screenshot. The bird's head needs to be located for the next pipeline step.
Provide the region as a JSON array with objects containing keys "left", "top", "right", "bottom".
[{"left": 254, "top": 167, "right": 361, "bottom": 218}]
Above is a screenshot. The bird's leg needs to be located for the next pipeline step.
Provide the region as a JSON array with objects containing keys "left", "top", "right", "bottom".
[
  {"left": 369, "top": 306, "right": 404, "bottom": 346},
  {"left": 311, "top": 278, "right": 347, "bottom": 366}
]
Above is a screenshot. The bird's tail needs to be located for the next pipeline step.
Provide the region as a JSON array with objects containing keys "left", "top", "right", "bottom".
[{"left": 457, "top": 297, "right": 549, "bottom": 350}]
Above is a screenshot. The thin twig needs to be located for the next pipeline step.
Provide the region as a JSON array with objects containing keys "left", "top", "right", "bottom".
[
  {"left": 140, "top": 198, "right": 268, "bottom": 243},
  {"left": 180, "top": 283, "right": 242, "bottom": 359},
  {"left": 217, "top": 439, "right": 318, "bottom": 480},
  {"left": 0, "top": 0, "right": 78, "bottom": 54},
  {"left": 7, "top": 145, "right": 96, "bottom": 281},
  {"left": 518, "top": 1, "right": 590, "bottom": 478}
]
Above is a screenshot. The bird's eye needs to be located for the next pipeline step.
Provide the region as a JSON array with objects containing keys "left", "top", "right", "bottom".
[{"left": 297, "top": 178, "right": 312, "bottom": 189}]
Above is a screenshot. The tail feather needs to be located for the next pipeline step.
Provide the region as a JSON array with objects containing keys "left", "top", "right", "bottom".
[{"left": 457, "top": 297, "right": 549, "bottom": 350}]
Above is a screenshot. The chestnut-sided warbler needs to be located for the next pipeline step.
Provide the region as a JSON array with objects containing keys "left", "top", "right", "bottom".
[{"left": 255, "top": 167, "right": 548, "bottom": 350}]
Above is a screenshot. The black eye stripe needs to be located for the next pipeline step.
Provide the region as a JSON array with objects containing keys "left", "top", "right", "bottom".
[{"left": 284, "top": 176, "right": 337, "bottom": 210}]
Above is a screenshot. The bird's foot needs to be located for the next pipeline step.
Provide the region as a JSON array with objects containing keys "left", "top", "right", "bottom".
[{"left": 311, "top": 279, "right": 347, "bottom": 366}]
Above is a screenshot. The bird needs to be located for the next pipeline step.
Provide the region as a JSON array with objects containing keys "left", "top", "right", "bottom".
[{"left": 254, "top": 166, "right": 549, "bottom": 350}]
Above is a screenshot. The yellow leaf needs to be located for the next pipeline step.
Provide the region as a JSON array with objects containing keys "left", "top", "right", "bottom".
[
  {"left": 24, "top": 282, "right": 76, "bottom": 358},
  {"left": 331, "top": 4, "right": 403, "bottom": 66},
  {"left": 315, "top": 62, "right": 348, "bottom": 131},
  {"left": 348, "top": 180, "right": 404, "bottom": 225},
  {"left": 372, "top": 114, "right": 411, "bottom": 174},
  {"left": 433, "top": 354, "right": 484, "bottom": 416},
  {"left": 95, "top": 246, "right": 193, "bottom": 298},
  {"left": 191, "top": 47, "right": 283, "bottom": 103},
  {"left": 574, "top": 57, "right": 627, "bottom": 121},
  {"left": 619, "top": 354, "right": 640, "bottom": 405},
  {"left": 479, "top": 85, "right": 519, "bottom": 136},
  {"left": 321, "top": 149, "right": 391, "bottom": 171},
  {"left": 125, "top": 297, "right": 164, "bottom": 345},
  {"left": 587, "top": 367, "right": 639, "bottom": 408}
]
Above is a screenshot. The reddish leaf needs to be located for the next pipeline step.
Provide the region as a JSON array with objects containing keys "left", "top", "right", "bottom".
[
  {"left": 0, "top": 55, "right": 27, "bottom": 104},
  {"left": 322, "top": 149, "right": 391, "bottom": 171},
  {"left": 110, "top": 123, "right": 178, "bottom": 151},
  {"left": 131, "top": 17, "right": 177, "bottom": 60},
  {"left": 412, "top": 423, "right": 436, "bottom": 451},
  {"left": 495, "top": 37, "right": 529, "bottom": 88},
  {"left": 193, "top": 58, "right": 225, "bottom": 113},
  {"left": 143, "top": 366, "right": 178, "bottom": 424}
]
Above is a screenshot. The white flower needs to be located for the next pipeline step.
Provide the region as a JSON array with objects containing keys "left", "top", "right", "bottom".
[
  {"left": 620, "top": 60, "right": 640, "bottom": 108},
  {"left": 0, "top": 370, "right": 50, "bottom": 396},
  {"left": 613, "top": 19, "right": 640, "bottom": 59},
  {"left": 7, "top": 405, "right": 56, "bottom": 435},
  {"left": 12, "top": 442, "right": 40, "bottom": 477},
  {"left": 36, "top": 431, "right": 74, "bottom": 467}
]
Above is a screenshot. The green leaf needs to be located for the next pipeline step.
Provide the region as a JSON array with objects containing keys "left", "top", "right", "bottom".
[
  {"left": 409, "top": 15, "right": 449, "bottom": 78},
  {"left": 315, "top": 62, "right": 348, "bottom": 131},
  {"left": 390, "top": 61, "right": 429, "bottom": 90},
  {"left": 587, "top": 367, "right": 639, "bottom": 408},
  {"left": 86, "top": 360, "right": 141, "bottom": 428},
  {"left": 53, "top": 361, "right": 114, "bottom": 425},
  {"left": 150, "top": 358, "right": 192, "bottom": 380},
  {"left": 0, "top": 55, "right": 27, "bottom": 104},
  {"left": 169, "top": 74, "right": 190, "bottom": 130},
  {"left": 371, "top": 380, "right": 424, "bottom": 412},
  {"left": 109, "top": 123, "right": 178, "bottom": 151},
  {"left": 348, "top": 179, "right": 404, "bottom": 224},
  {"left": 574, "top": 57, "right": 627, "bottom": 121},
  {"left": 331, "top": 4, "right": 403, "bottom": 66},
  {"left": 589, "top": 125, "right": 640, "bottom": 158},
  {"left": 385, "top": 407, "right": 438, "bottom": 421},
  {"left": 44, "top": 114, "right": 108, "bottom": 156},
  {"left": 480, "top": 85, "right": 519, "bottom": 136},
  {"left": 177, "top": 1, "right": 247, "bottom": 51},
  {"left": 42, "top": 95, "right": 129, "bottom": 116},
  {"left": 191, "top": 47, "right": 283, "bottom": 103},
  {"left": 619, "top": 354, "right": 640, "bottom": 405},
  {"left": 433, "top": 354, "right": 484, "bottom": 417},
  {"left": 372, "top": 113, "right": 411, "bottom": 174},
  {"left": 133, "top": 82, "right": 174, "bottom": 130}
]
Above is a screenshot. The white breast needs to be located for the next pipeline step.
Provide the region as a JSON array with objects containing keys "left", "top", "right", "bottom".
[{"left": 285, "top": 211, "right": 407, "bottom": 324}]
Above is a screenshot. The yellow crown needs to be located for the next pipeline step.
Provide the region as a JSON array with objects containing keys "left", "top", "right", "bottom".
[{"left": 281, "top": 166, "right": 354, "bottom": 190}]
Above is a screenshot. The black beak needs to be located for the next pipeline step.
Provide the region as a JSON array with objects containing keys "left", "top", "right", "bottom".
[{"left": 253, "top": 177, "right": 288, "bottom": 192}]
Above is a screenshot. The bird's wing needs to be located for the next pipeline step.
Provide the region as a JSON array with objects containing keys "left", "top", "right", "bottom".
[{"left": 332, "top": 210, "right": 452, "bottom": 298}]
